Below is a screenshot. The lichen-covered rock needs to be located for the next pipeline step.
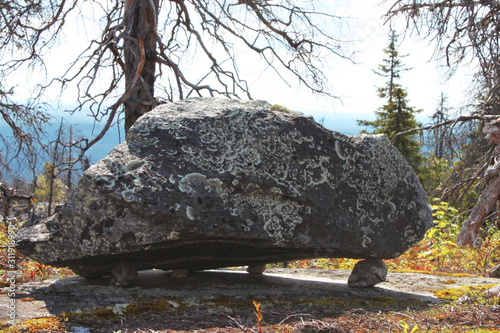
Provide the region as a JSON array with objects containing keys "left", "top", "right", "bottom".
[{"left": 16, "top": 97, "right": 433, "bottom": 277}]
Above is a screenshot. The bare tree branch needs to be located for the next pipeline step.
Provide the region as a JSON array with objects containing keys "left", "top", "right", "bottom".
[
  {"left": 387, "top": 0, "right": 500, "bottom": 114},
  {"left": 0, "top": 0, "right": 352, "bottom": 179},
  {"left": 392, "top": 114, "right": 500, "bottom": 142}
]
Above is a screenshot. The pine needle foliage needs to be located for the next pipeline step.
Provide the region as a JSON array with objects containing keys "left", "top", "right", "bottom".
[{"left": 358, "top": 29, "right": 423, "bottom": 173}]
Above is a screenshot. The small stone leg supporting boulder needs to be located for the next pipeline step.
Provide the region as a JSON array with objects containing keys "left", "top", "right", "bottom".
[
  {"left": 348, "top": 259, "right": 387, "bottom": 288},
  {"left": 247, "top": 264, "right": 267, "bottom": 274},
  {"left": 110, "top": 261, "right": 138, "bottom": 287},
  {"left": 171, "top": 268, "right": 189, "bottom": 279}
]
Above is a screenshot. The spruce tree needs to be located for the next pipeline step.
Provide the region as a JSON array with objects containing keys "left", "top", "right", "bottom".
[
  {"left": 358, "top": 29, "right": 423, "bottom": 173},
  {"left": 430, "top": 93, "right": 451, "bottom": 160}
]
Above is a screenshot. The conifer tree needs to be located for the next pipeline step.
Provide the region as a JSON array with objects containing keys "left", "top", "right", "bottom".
[
  {"left": 358, "top": 29, "right": 423, "bottom": 172},
  {"left": 429, "top": 93, "right": 451, "bottom": 160}
]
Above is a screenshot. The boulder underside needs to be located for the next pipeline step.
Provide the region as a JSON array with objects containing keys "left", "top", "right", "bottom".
[{"left": 16, "top": 98, "right": 433, "bottom": 286}]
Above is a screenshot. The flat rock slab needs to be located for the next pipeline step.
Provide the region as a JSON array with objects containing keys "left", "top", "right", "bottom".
[
  {"left": 3, "top": 269, "right": 499, "bottom": 323},
  {"left": 16, "top": 98, "right": 432, "bottom": 277}
]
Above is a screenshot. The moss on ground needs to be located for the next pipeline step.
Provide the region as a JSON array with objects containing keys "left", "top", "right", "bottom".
[
  {"left": 0, "top": 317, "right": 66, "bottom": 333},
  {"left": 434, "top": 284, "right": 499, "bottom": 301}
]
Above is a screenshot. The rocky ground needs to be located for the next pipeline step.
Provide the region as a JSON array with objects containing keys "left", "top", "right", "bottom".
[{"left": 1, "top": 268, "right": 499, "bottom": 332}]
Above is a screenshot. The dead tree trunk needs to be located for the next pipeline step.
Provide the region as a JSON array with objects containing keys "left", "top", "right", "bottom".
[
  {"left": 1, "top": 183, "right": 33, "bottom": 226},
  {"left": 123, "top": 0, "right": 159, "bottom": 133},
  {"left": 48, "top": 119, "right": 63, "bottom": 216},
  {"left": 457, "top": 118, "right": 500, "bottom": 246},
  {"left": 66, "top": 125, "right": 73, "bottom": 192}
]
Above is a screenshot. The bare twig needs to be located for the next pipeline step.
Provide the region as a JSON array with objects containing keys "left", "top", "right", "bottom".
[
  {"left": 76, "top": 37, "right": 146, "bottom": 162},
  {"left": 1, "top": 0, "right": 352, "bottom": 179},
  {"left": 392, "top": 115, "right": 500, "bottom": 144}
]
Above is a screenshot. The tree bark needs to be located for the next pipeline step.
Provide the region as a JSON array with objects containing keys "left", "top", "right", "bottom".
[
  {"left": 457, "top": 170, "right": 500, "bottom": 246},
  {"left": 48, "top": 119, "right": 63, "bottom": 216},
  {"left": 457, "top": 119, "right": 500, "bottom": 246},
  {"left": 124, "top": 0, "right": 159, "bottom": 133}
]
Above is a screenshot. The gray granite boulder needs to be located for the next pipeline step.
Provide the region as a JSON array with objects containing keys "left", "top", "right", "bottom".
[{"left": 16, "top": 98, "right": 433, "bottom": 281}]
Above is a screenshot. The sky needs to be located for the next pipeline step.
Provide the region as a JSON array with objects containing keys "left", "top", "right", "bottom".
[
  {"left": 240, "top": 0, "right": 473, "bottom": 125},
  {"left": 1, "top": 0, "right": 481, "bottom": 180}
]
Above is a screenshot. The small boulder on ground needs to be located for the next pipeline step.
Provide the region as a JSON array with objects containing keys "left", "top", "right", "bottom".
[
  {"left": 490, "top": 264, "right": 500, "bottom": 278},
  {"left": 348, "top": 259, "right": 388, "bottom": 288},
  {"left": 16, "top": 98, "right": 433, "bottom": 286},
  {"left": 110, "top": 261, "right": 137, "bottom": 287},
  {"left": 247, "top": 265, "right": 267, "bottom": 275},
  {"left": 171, "top": 269, "right": 189, "bottom": 279}
]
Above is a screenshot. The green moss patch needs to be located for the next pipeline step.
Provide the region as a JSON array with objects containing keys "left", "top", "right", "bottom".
[
  {"left": 270, "top": 104, "right": 291, "bottom": 113},
  {"left": 434, "top": 284, "right": 499, "bottom": 301},
  {"left": 0, "top": 317, "right": 67, "bottom": 332}
]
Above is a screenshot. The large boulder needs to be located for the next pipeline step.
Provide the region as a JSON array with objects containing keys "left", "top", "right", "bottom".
[{"left": 17, "top": 98, "right": 433, "bottom": 280}]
